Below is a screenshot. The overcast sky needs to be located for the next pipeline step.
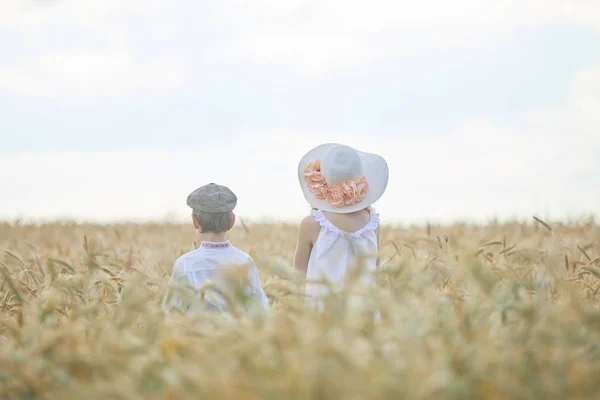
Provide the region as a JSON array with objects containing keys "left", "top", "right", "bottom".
[{"left": 1, "top": 0, "right": 599, "bottom": 224}]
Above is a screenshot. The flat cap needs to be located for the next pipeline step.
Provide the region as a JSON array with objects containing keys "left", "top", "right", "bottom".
[{"left": 187, "top": 183, "right": 238, "bottom": 213}]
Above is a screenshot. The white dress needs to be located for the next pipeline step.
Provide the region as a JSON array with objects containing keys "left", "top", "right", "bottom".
[{"left": 305, "top": 209, "right": 379, "bottom": 309}]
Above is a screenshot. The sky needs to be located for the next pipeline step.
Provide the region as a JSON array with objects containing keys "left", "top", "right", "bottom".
[{"left": 0, "top": 0, "right": 599, "bottom": 224}]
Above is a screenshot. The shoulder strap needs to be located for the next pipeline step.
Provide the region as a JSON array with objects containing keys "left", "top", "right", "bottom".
[
  {"left": 310, "top": 209, "right": 379, "bottom": 237},
  {"left": 311, "top": 209, "right": 337, "bottom": 231}
]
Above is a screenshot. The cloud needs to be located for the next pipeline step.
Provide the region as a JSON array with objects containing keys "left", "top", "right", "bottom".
[
  {"left": 238, "top": 32, "right": 374, "bottom": 74},
  {"left": 0, "top": 50, "right": 184, "bottom": 97},
  {"left": 2, "top": 0, "right": 599, "bottom": 93},
  {"left": 0, "top": 0, "right": 182, "bottom": 97},
  {"left": 215, "top": 0, "right": 600, "bottom": 72},
  {"left": 3, "top": 0, "right": 599, "bottom": 33},
  {"left": 0, "top": 68, "right": 53, "bottom": 97},
  {"left": 1, "top": 65, "right": 598, "bottom": 223},
  {"left": 0, "top": 2, "right": 597, "bottom": 222},
  {"left": 0, "top": 0, "right": 161, "bottom": 28},
  {"left": 567, "top": 67, "right": 600, "bottom": 133}
]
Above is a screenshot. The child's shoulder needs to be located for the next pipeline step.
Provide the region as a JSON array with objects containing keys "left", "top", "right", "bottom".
[
  {"left": 173, "top": 245, "right": 254, "bottom": 271},
  {"left": 300, "top": 211, "right": 322, "bottom": 233},
  {"left": 302, "top": 211, "right": 321, "bottom": 226},
  {"left": 228, "top": 245, "right": 253, "bottom": 260},
  {"left": 172, "top": 248, "right": 202, "bottom": 269},
  {"left": 177, "top": 247, "right": 202, "bottom": 260},
  {"left": 227, "top": 246, "right": 260, "bottom": 270}
]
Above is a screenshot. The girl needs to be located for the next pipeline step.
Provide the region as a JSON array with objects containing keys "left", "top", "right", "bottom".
[{"left": 294, "top": 143, "right": 389, "bottom": 309}]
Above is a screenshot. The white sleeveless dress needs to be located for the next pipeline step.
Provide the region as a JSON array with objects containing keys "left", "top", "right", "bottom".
[{"left": 305, "top": 209, "right": 379, "bottom": 310}]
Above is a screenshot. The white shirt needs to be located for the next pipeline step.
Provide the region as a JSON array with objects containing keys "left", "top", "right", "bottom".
[
  {"left": 163, "top": 241, "right": 269, "bottom": 314},
  {"left": 305, "top": 209, "right": 379, "bottom": 309}
]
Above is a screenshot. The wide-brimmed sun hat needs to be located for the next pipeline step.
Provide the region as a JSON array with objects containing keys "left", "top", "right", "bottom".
[{"left": 297, "top": 143, "right": 389, "bottom": 214}]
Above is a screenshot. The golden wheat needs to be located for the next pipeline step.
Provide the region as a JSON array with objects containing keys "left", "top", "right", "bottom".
[{"left": 0, "top": 218, "right": 599, "bottom": 399}]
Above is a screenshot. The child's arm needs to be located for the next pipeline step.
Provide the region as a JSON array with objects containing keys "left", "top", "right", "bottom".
[
  {"left": 162, "top": 259, "right": 189, "bottom": 314},
  {"left": 376, "top": 224, "right": 381, "bottom": 267},
  {"left": 247, "top": 262, "right": 269, "bottom": 309},
  {"left": 294, "top": 215, "right": 319, "bottom": 277}
]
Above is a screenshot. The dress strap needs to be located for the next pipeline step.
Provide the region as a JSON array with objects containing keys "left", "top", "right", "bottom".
[{"left": 311, "top": 209, "right": 379, "bottom": 238}]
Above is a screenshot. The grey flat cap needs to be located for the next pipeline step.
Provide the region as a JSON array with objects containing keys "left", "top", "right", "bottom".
[{"left": 187, "top": 183, "right": 238, "bottom": 213}]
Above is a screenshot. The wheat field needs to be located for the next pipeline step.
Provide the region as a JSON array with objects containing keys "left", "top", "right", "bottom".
[{"left": 1, "top": 218, "right": 599, "bottom": 399}]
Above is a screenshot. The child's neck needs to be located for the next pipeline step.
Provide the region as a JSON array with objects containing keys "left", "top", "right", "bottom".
[{"left": 197, "top": 232, "right": 228, "bottom": 243}]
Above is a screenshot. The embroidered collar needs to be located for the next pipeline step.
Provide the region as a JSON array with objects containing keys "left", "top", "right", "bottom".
[{"left": 201, "top": 241, "right": 231, "bottom": 249}]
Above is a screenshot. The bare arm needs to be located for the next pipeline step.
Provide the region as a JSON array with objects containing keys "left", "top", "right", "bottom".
[
  {"left": 247, "top": 261, "right": 269, "bottom": 309},
  {"left": 162, "top": 260, "right": 189, "bottom": 314},
  {"left": 294, "top": 215, "right": 320, "bottom": 277},
  {"left": 365, "top": 206, "right": 381, "bottom": 268},
  {"left": 376, "top": 224, "right": 381, "bottom": 267}
]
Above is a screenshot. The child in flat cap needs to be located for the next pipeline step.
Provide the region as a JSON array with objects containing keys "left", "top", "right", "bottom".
[{"left": 162, "top": 183, "right": 269, "bottom": 314}]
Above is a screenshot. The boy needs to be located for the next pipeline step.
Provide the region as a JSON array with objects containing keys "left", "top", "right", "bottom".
[{"left": 162, "top": 183, "right": 269, "bottom": 314}]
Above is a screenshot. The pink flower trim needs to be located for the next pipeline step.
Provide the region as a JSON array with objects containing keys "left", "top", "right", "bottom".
[
  {"left": 201, "top": 242, "right": 231, "bottom": 249},
  {"left": 303, "top": 159, "right": 369, "bottom": 208}
]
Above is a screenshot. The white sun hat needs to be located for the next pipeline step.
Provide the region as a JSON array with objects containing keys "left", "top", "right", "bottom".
[{"left": 297, "top": 143, "right": 389, "bottom": 214}]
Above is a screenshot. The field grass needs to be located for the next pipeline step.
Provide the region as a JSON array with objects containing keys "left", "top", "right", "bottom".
[{"left": 1, "top": 218, "right": 600, "bottom": 399}]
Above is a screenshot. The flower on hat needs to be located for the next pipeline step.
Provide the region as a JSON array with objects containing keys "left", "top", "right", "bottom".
[{"left": 303, "top": 159, "right": 369, "bottom": 208}]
